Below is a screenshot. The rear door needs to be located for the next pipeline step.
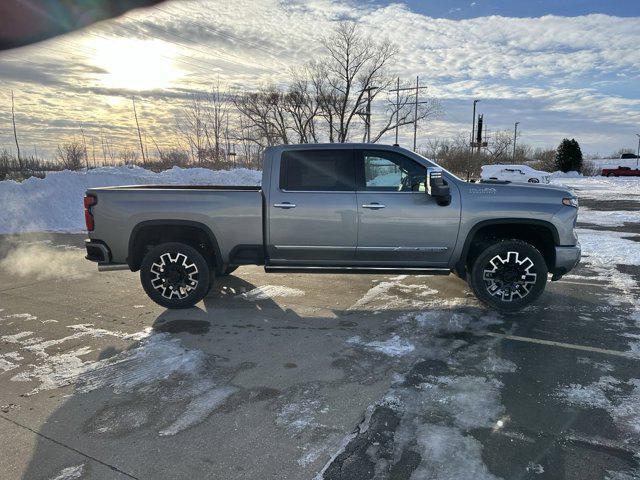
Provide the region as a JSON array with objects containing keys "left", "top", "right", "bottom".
[
  {"left": 355, "top": 149, "right": 460, "bottom": 266},
  {"left": 267, "top": 149, "right": 358, "bottom": 264}
]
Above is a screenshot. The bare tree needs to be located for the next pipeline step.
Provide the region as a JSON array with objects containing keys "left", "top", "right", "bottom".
[
  {"left": 202, "top": 84, "right": 230, "bottom": 165},
  {"left": 56, "top": 141, "right": 86, "bottom": 170},
  {"left": 119, "top": 148, "right": 139, "bottom": 165},
  {"left": 233, "top": 86, "right": 291, "bottom": 147},
  {"left": 310, "top": 22, "right": 398, "bottom": 142},
  {"left": 176, "top": 94, "right": 207, "bottom": 164},
  {"left": 486, "top": 130, "right": 514, "bottom": 162}
]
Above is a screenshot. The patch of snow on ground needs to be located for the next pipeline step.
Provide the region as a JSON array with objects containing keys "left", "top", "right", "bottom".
[
  {"left": 1, "top": 331, "right": 34, "bottom": 343},
  {"left": 0, "top": 352, "right": 23, "bottom": 372},
  {"left": 527, "top": 462, "right": 545, "bottom": 474},
  {"left": 0, "top": 165, "right": 262, "bottom": 234},
  {"left": 50, "top": 464, "right": 84, "bottom": 480},
  {"left": 240, "top": 285, "right": 305, "bottom": 301},
  {"left": 551, "top": 176, "right": 640, "bottom": 200},
  {"left": 578, "top": 229, "right": 640, "bottom": 268},
  {"left": 277, "top": 396, "right": 324, "bottom": 434},
  {"left": 4, "top": 313, "right": 38, "bottom": 321},
  {"left": 558, "top": 376, "right": 640, "bottom": 435},
  {"left": 412, "top": 425, "right": 500, "bottom": 480},
  {"left": 347, "top": 334, "right": 415, "bottom": 357},
  {"left": 159, "top": 384, "right": 237, "bottom": 436},
  {"left": 578, "top": 207, "right": 640, "bottom": 227},
  {"left": 349, "top": 275, "right": 439, "bottom": 311}
]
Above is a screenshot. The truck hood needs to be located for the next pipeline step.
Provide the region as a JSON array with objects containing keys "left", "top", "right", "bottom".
[
  {"left": 473, "top": 180, "right": 573, "bottom": 197},
  {"left": 464, "top": 181, "right": 575, "bottom": 205}
]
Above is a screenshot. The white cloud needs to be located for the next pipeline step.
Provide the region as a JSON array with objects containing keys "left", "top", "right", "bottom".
[{"left": 0, "top": 0, "right": 639, "bottom": 155}]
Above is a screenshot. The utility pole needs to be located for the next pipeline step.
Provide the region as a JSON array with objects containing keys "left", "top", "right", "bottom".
[
  {"left": 467, "top": 99, "right": 480, "bottom": 181},
  {"left": 394, "top": 77, "right": 400, "bottom": 144},
  {"left": 11, "top": 91, "right": 21, "bottom": 168},
  {"left": 513, "top": 121, "right": 520, "bottom": 160},
  {"left": 636, "top": 134, "right": 640, "bottom": 168},
  {"left": 357, "top": 86, "right": 377, "bottom": 143},
  {"left": 471, "top": 99, "right": 480, "bottom": 147},
  {"left": 132, "top": 97, "right": 147, "bottom": 166},
  {"left": 388, "top": 77, "right": 429, "bottom": 151}
]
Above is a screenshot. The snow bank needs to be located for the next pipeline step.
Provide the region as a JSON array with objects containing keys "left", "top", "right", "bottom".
[
  {"left": 0, "top": 166, "right": 261, "bottom": 234},
  {"left": 551, "top": 176, "right": 640, "bottom": 200}
]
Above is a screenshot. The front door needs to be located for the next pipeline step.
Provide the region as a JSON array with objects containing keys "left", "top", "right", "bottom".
[
  {"left": 355, "top": 149, "right": 461, "bottom": 267},
  {"left": 267, "top": 149, "right": 357, "bottom": 264}
]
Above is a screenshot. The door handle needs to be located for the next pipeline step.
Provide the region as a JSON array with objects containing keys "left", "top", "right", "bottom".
[
  {"left": 274, "top": 202, "right": 296, "bottom": 209},
  {"left": 362, "top": 203, "right": 386, "bottom": 209}
]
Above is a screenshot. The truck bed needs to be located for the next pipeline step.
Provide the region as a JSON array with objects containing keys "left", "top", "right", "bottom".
[{"left": 87, "top": 186, "right": 264, "bottom": 266}]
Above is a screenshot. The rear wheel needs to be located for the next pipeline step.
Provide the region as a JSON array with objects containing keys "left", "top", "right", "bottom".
[
  {"left": 140, "top": 242, "right": 210, "bottom": 309},
  {"left": 468, "top": 239, "right": 548, "bottom": 313},
  {"left": 528, "top": 178, "right": 540, "bottom": 183},
  {"left": 606, "top": 173, "right": 616, "bottom": 177}
]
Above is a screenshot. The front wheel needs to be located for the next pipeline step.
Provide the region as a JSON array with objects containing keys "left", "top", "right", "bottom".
[
  {"left": 528, "top": 178, "right": 540, "bottom": 183},
  {"left": 468, "top": 240, "right": 548, "bottom": 313},
  {"left": 140, "top": 242, "right": 210, "bottom": 309}
]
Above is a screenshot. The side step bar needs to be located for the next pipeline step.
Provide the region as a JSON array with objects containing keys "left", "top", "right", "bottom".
[{"left": 264, "top": 266, "right": 451, "bottom": 275}]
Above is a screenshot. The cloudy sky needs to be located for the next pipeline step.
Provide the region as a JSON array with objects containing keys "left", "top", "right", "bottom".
[{"left": 1, "top": 0, "right": 639, "bottom": 159}]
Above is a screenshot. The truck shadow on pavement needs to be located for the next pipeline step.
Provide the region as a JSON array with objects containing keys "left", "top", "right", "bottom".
[{"left": 16, "top": 275, "right": 640, "bottom": 480}]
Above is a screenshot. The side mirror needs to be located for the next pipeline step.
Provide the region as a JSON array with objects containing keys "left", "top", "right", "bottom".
[{"left": 426, "top": 167, "right": 451, "bottom": 206}]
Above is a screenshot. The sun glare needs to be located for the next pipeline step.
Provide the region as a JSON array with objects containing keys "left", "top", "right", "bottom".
[{"left": 89, "top": 38, "right": 181, "bottom": 91}]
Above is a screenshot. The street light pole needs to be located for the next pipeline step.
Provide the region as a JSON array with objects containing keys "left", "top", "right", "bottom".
[
  {"left": 636, "top": 134, "right": 640, "bottom": 168},
  {"left": 513, "top": 122, "right": 520, "bottom": 160}
]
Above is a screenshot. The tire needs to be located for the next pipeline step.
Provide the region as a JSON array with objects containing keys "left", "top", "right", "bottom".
[
  {"left": 468, "top": 239, "right": 548, "bottom": 313},
  {"left": 607, "top": 173, "right": 616, "bottom": 177},
  {"left": 140, "top": 242, "right": 210, "bottom": 309},
  {"left": 218, "top": 265, "right": 238, "bottom": 277},
  {"left": 528, "top": 178, "right": 540, "bottom": 183}
]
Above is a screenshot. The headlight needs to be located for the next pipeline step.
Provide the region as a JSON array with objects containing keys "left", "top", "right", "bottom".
[{"left": 562, "top": 197, "right": 578, "bottom": 208}]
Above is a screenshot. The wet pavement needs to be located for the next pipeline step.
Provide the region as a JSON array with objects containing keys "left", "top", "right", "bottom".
[{"left": 1, "top": 195, "right": 639, "bottom": 479}]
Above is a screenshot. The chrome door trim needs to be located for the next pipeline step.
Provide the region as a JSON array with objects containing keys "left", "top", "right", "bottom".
[
  {"left": 357, "top": 246, "right": 449, "bottom": 252},
  {"left": 361, "top": 203, "right": 386, "bottom": 209},
  {"left": 274, "top": 245, "right": 354, "bottom": 251}
]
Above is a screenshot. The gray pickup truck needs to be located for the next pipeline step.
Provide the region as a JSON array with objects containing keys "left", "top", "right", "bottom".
[{"left": 84, "top": 144, "right": 580, "bottom": 312}]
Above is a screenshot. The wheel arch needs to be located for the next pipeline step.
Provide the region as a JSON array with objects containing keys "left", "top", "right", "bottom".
[
  {"left": 456, "top": 219, "right": 559, "bottom": 278},
  {"left": 127, "top": 219, "right": 222, "bottom": 271}
]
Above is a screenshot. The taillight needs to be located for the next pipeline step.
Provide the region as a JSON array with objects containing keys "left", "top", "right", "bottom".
[{"left": 84, "top": 195, "right": 97, "bottom": 231}]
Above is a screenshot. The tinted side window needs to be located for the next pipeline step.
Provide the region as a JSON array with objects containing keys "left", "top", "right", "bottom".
[
  {"left": 280, "top": 150, "right": 355, "bottom": 191},
  {"left": 359, "top": 150, "right": 426, "bottom": 192}
]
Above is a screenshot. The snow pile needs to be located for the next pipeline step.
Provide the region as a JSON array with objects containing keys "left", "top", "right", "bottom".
[{"left": 0, "top": 165, "right": 261, "bottom": 234}]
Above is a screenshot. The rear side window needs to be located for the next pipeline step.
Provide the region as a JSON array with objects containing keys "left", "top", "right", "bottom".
[{"left": 280, "top": 150, "right": 355, "bottom": 191}]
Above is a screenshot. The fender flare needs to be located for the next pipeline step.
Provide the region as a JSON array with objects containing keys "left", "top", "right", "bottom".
[
  {"left": 127, "top": 219, "right": 223, "bottom": 270},
  {"left": 455, "top": 218, "right": 560, "bottom": 275}
]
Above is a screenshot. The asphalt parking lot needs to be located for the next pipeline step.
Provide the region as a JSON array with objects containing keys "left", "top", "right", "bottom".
[{"left": 1, "top": 194, "right": 639, "bottom": 479}]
